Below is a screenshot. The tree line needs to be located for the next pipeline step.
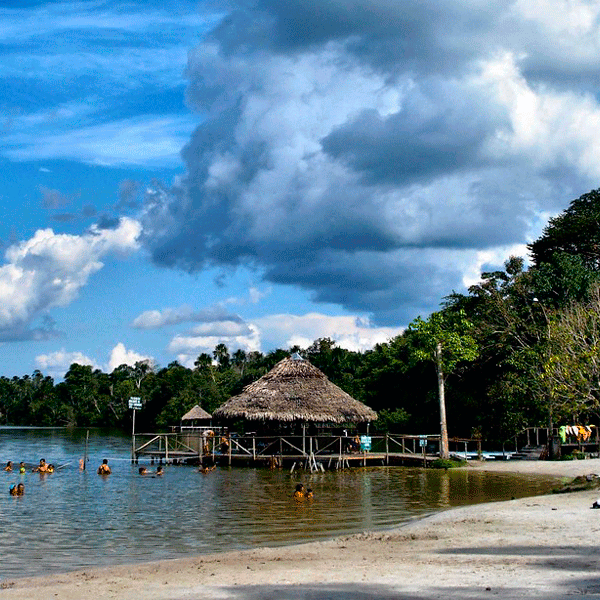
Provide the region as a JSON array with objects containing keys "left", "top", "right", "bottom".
[{"left": 3, "top": 189, "right": 600, "bottom": 447}]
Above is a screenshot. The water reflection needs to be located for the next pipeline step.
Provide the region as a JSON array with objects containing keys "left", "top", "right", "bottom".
[{"left": 0, "top": 428, "right": 558, "bottom": 579}]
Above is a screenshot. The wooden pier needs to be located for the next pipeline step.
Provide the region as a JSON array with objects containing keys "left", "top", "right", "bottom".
[{"left": 132, "top": 431, "right": 482, "bottom": 471}]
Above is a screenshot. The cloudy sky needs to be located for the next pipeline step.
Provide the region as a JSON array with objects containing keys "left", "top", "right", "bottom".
[{"left": 1, "top": 0, "right": 599, "bottom": 379}]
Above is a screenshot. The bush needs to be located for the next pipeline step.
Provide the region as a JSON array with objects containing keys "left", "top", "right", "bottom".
[{"left": 430, "top": 457, "right": 467, "bottom": 469}]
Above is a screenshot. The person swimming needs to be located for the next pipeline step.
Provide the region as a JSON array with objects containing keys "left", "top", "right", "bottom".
[
  {"left": 9, "top": 484, "right": 16, "bottom": 496},
  {"left": 46, "top": 464, "right": 55, "bottom": 473},
  {"left": 156, "top": 466, "right": 164, "bottom": 476},
  {"left": 293, "top": 483, "right": 305, "bottom": 498},
  {"left": 19, "top": 462, "right": 25, "bottom": 474},
  {"left": 16, "top": 482, "right": 24, "bottom": 496},
  {"left": 4, "top": 461, "right": 12, "bottom": 472},
  {"left": 305, "top": 488, "right": 314, "bottom": 499},
  {"left": 139, "top": 467, "right": 148, "bottom": 475},
  {"left": 97, "top": 459, "right": 111, "bottom": 475}
]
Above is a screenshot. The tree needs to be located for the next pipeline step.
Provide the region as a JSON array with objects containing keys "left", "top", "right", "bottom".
[
  {"left": 407, "top": 310, "right": 478, "bottom": 459},
  {"left": 529, "top": 188, "right": 600, "bottom": 269},
  {"left": 543, "top": 285, "right": 600, "bottom": 421}
]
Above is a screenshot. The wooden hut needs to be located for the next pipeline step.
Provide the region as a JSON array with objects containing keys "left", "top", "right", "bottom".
[
  {"left": 213, "top": 354, "right": 377, "bottom": 430},
  {"left": 181, "top": 404, "right": 212, "bottom": 422}
]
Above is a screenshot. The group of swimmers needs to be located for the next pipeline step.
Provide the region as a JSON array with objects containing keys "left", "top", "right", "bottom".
[
  {"left": 4, "top": 459, "right": 55, "bottom": 474},
  {"left": 138, "top": 466, "right": 164, "bottom": 476},
  {"left": 293, "top": 483, "right": 314, "bottom": 499}
]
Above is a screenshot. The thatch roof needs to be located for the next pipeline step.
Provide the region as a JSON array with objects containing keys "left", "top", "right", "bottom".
[
  {"left": 213, "top": 355, "right": 377, "bottom": 423},
  {"left": 181, "top": 405, "right": 212, "bottom": 421}
]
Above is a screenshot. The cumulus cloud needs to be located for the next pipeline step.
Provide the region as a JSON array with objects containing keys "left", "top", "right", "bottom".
[
  {"left": 139, "top": 0, "right": 600, "bottom": 325},
  {"left": 255, "top": 313, "right": 403, "bottom": 352},
  {"left": 132, "top": 304, "right": 244, "bottom": 329},
  {"left": 0, "top": 217, "right": 141, "bottom": 341},
  {"left": 35, "top": 349, "right": 100, "bottom": 379},
  {"left": 108, "top": 343, "right": 154, "bottom": 372},
  {"left": 169, "top": 323, "right": 261, "bottom": 368}
]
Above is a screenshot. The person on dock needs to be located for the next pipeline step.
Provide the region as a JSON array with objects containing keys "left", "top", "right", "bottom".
[
  {"left": 293, "top": 483, "right": 305, "bottom": 498},
  {"left": 4, "top": 461, "right": 12, "bottom": 472},
  {"left": 97, "top": 459, "right": 111, "bottom": 475}
]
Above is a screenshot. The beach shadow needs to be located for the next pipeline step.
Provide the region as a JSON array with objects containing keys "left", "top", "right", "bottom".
[{"left": 175, "top": 582, "right": 599, "bottom": 600}]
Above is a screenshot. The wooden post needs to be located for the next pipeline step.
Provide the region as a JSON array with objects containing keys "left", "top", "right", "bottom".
[
  {"left": 228, "top": 432, "right": 232, "bottom": 466},
  {"left": 402, "top": 437, "right": 405, "bottom": 455},
  {"left": 83, "top": 429, "right": 89, "bottom": 470},
  {"left": 385, "top": 433, "right": 389, "bottom": 465},
  {"left": 252, "top": 437, "right": 256, "bottom": 461},
  {"left": 131, "top": 409, "right": 136, "bottom": 463}
]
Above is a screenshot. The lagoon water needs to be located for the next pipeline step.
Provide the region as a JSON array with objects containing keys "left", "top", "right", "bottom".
[{"left": 0, "top": 427, "right": 558, "bottom": 579}]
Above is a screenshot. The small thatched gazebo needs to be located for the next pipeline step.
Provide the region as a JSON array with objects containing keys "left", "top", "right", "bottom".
[
  {"left": 213, "top": 354, "right": 377, "bottom": 427},
  {"left": 181, "top": 404, "right": 212, "bottom": 424}
]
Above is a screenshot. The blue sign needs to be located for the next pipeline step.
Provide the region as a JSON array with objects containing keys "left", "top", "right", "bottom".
[{"left": 360, "top": 435, "right": 371, "bottom": 451}]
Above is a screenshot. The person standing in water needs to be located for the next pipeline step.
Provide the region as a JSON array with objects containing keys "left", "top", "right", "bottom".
[{"left": 97, "top": 459, "right": 111, "bottom": 475}]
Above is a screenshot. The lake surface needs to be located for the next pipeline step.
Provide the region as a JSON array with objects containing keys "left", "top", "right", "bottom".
[{"left": 0, "top": 427, "right": 559, "bottom": 579}]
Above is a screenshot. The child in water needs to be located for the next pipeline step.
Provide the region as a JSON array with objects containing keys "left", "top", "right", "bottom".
[
  {"left": 19, "top": 462, "right": 26, "bottom": 474},
  {"left": 4, "top": 461, "right": 12, "bottom": 472},
  {"left": 293, "top": 483, "right": 305, "bottom": 498},
  {"left": 305, "top": 488, "right": 314, "bottom": 499}
]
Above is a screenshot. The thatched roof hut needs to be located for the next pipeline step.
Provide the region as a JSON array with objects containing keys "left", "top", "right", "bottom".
[
  {"left": 213, "top": 355, "right": 377, "bottom": 424},
  {"left": 181, "top": 405, "right": 212, "bottom": 421}
]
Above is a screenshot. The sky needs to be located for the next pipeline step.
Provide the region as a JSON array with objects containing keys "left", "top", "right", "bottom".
[{"left": 1, "top": 0, "right": 599, "bottom": 379}]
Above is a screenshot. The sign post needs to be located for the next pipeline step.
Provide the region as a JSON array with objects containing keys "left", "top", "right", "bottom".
[{"left": 129, "top": 397, "right": 142, "bottom": 462}]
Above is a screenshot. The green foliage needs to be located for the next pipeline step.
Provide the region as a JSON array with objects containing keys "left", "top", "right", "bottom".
[{"left": 430, "top": 458, "right": 467, "bottom": 469}]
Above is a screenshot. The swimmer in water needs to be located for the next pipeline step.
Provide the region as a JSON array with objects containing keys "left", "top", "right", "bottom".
[
  {"left": 97, "top": 459, "right": 111, "bottom": 475},
  {"left": 156, "top": 466, "right": 164, "bottom": 476},
  {"left": 16, "top": 483, "right": 24, "bottom": 496},
  {"left": 9, "top": 484, "right": 16, "bottom": 495},
  {"left": 293, "top": 483, "right": 305, "bottom": 498},
  {"left": 33, "top": 458, "right": 48, "bottom": 473},
  {"left": 19, "top": 462, "right": 26, "bottom": 474},
  {"left": 4, "top": 461, "right": 12, "bottom": 472},
  {"left": 305, "top": 488, "right": 314, "bottom": 499},
  {"left": 139, "top": 467, "right": 148, "bottom": 475}
]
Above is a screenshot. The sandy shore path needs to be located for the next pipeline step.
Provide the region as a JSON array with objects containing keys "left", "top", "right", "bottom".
[{"left": 5, "top": 459, "right": 600, "bottom": 600}]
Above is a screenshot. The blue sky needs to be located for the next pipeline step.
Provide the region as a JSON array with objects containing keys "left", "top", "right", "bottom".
[{"left": 1, "top": 0, "right": 600, "bottom": 379}]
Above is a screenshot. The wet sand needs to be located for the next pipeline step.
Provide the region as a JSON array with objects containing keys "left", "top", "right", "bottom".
[{"left": 4, "top": 459, "right": 600, "bottom": 600}]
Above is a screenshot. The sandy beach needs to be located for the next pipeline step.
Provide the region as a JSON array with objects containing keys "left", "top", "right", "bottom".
[{"left": 4, "top": 459, "right": 600, "bottom": 600}]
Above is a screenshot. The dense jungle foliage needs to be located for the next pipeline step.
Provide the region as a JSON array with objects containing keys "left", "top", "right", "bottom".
[{"left": 4, "top": 189, "right": 600, "bottom": 447}]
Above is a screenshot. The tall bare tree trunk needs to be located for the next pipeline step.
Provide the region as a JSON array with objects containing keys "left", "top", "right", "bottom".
[{"left": 435, "top": 342, "right": 450, "bottom": 460}]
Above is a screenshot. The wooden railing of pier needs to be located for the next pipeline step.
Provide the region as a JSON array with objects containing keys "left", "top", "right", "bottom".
[{"left": 132, "top": 431, "right": 482, "bottom": 470}]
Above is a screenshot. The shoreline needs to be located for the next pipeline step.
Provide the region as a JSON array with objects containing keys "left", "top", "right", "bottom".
[{"left": 5, "top": 458, "right": 600, "bottom": 600}]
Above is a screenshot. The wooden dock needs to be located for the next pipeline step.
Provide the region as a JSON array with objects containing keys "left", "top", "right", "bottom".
[{"left": 132, "top": 432, "right": 482, "bottom": 471}]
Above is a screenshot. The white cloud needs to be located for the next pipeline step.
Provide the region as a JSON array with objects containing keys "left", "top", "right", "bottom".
[
  {"left": 169, "top": 323, "right": 261, "bottom": 368},
  {"left": 108, "top": 343, "right": 154, "bottom": 372},
  {"left": 0, "top": 217, "right": 141, "bottom": 339},
  {"left": 479, "top": 52, "right": 600, "bottom": 179},
  {"left": 35, "top": 349, "right": 99, "bottom": 379},
  {"left": 254, "top": 313, "right": 404, "bottom": 352},
  {"left": 132, "top": 304, "right": 243, "bottom": 329},
  {"left": 4, "top": 115, "right": 197, "bottom": 168}
]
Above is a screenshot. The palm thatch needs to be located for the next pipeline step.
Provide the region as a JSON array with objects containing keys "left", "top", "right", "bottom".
[
  {"left": 181, "top": 405, "right": 212, "bottom": 421},
  {"left": 213, "top": 355, "right": 377, "bottom": 423}
]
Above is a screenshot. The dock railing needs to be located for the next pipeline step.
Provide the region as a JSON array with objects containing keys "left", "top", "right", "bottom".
[{"left": 133, "top": 430, "right": 484, "bottom": 467}]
